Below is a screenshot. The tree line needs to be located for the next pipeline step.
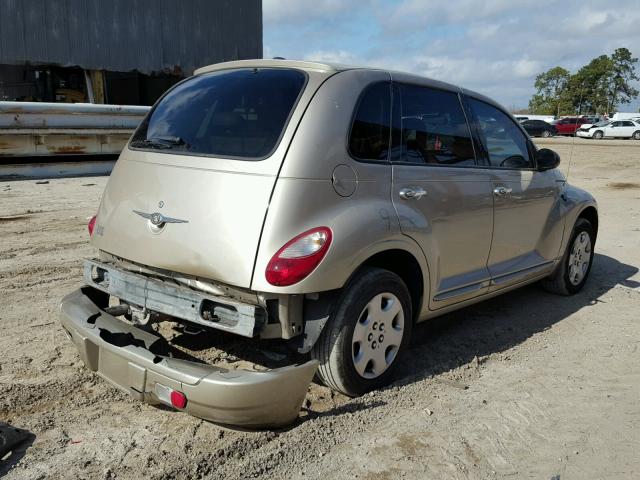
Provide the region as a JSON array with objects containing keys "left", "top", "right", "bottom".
[{"left": 528, "top": 48, "right": 639, "bottom": 116}]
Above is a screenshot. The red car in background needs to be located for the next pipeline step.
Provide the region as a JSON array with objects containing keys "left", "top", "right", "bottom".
[{"left": 554, "top": 117, "right": 589, "bottom": 136}]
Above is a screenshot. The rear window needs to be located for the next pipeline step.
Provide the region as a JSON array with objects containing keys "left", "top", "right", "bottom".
[{"left": 130, "top": 68, "right": 307, "bottom": 159}]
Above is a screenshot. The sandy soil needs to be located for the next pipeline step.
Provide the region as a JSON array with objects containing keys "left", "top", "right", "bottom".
[{"left": 1, "top": 138, "right": 639, "bottom": 479}]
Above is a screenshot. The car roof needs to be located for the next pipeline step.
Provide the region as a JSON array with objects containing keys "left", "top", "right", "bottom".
[
  {"left": 193, "top": 58, "right": 505, "bottom": 112},
  {"left": 194, "top": 59, "right": 357, "bottom": 75}
]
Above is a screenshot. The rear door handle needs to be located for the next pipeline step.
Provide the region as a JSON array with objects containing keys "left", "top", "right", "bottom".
[
  {"left": 399, "top": 187, "right": 427, "bottom": 200},
  {"left": 493, "top": 186, "right": 513, "bottom": 197}
]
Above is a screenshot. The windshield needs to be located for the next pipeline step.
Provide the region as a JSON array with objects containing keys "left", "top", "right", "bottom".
[{"left": 130, "top": 68, "right": 307, "bottom": 159}]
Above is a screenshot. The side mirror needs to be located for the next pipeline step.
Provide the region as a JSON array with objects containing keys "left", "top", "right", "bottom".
[{"left": 536, "top": 148, "right": 560, "bottom": 171}]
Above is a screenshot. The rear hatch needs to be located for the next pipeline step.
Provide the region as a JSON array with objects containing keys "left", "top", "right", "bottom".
[{"left": 91, "top": 66, "right": 323, "bottom": 288}]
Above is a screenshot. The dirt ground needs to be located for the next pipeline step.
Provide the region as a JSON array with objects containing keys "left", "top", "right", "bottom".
[{"left": 1, "top": 137, "right": 639, "bottom": 479}]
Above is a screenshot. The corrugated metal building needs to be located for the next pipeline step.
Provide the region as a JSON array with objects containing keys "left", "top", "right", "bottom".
[{"left": 0, "top": 0, "right": 262, "bottom": 104}]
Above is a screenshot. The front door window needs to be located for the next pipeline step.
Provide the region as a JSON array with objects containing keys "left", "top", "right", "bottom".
[{"left": 467, "top": 98, "right": 533, "bottom": 169}]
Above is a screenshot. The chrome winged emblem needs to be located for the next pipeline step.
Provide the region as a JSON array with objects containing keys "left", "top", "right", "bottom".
[{"left": 133, "top": 210, "right": 188, "bottom": 226}]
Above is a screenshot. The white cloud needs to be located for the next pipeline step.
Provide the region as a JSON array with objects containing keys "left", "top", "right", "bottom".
[
  {"left": 380, "top": 0, "right": 538, "bottom": 30},
  {"left": 263, "top": 0, "right": 364, "bottom": 24},
  {"left": 513, "top": 58, "right": 542, "bottom": 78},
  {"left": 264, "top": 0, "right": 640, "bottom": 110},
  {"left": 467, "top": 23, "right": 501, "bottom": 40},
  {"left": 561, "top": 8, "right": 612, "bottom": 34},
  {"left": 303, "top": 50, "right": 359, "bottom": 64}
]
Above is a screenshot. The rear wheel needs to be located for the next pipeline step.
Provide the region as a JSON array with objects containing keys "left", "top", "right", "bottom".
[
  {"left": 311, "top": 267, "right": 412, "bottom": 397},
  {"left": 593, "top": 130, "right": 604, "bottom": 139},
  {"left": 632, "top": 131, "right": 640, "bottom": 140},
  {"left": 542, "top": 218, "right": 595, "bottom": 295}
]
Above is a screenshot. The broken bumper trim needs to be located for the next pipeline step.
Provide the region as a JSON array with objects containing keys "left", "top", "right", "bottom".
[{"left": 59, "top": 287, "right": 318, "bottom": 428}]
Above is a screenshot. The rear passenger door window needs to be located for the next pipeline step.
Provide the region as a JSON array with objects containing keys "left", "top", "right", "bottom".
[
  {"left": 395, "top": 84, "right": 476, "bottom": 166},
  {"left": 467, "top": 98, "right": 533, "bottom": 169},
  {"left": 349, "top": 82, "right": 391, "bottom": 161}
]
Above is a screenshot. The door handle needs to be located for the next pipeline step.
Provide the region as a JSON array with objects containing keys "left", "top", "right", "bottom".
[
  {"left": 493, "top": 186, "right": 513, "bottom": 197},
  {"left": 399, "top": 187, "right": 427, "bottom": 200}
]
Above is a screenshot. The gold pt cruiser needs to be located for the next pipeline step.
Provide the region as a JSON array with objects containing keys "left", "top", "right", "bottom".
[{"left": 60, "top": 59, "right": 598, "bottom": 427}]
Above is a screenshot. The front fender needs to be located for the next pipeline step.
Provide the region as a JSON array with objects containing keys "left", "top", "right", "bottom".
[{"left": 557, "top": 183, "right": 598, "bottom": 257}]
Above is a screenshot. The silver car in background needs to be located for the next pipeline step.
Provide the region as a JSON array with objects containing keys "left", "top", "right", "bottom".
[{"left": 60, "top": 59, "right": 598, "bottom": 427}]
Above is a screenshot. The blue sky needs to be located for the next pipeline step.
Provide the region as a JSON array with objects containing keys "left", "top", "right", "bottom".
[{"left": 263, "top": 0, "right": 640, "bottom": 113}]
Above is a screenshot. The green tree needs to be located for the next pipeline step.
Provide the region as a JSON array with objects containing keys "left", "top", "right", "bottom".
[
  {"left": 569, "top": 55, "right": 613, "bottom": 114},
  {"left": 528, "top": 66, "right": 571, "bottom": 115},
  {"left": 527, "top": 49, "right": 639, "bottom": 116},
  {"left": 608, "top": 48, "right": 639, "bottom": 111}
]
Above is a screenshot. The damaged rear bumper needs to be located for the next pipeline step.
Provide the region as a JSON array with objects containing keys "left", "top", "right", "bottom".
[{"left": 59, "top": 287, "right": 318, "bottom": 428}]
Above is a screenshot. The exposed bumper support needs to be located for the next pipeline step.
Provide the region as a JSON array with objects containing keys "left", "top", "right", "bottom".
[
  {"left": 59, "top": 287, "right": 318, "bottom": 428},
  {"left": 84, "top": 259, "right": 266, "bottom": 338}
]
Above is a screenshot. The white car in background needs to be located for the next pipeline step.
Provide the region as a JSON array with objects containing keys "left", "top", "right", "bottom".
[
  {"left": 576, "top": 120, "right": 608, "bottom": 133},
  {"left": 577, "top": 120, "right": 640, "bottom": 139}
]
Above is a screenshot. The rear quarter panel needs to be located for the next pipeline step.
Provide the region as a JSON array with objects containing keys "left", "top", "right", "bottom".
[{"left": 251, "top": 69, "right": 431, "bottom": 307}]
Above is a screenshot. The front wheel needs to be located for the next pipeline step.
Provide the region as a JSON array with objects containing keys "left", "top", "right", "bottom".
[
  {"left": 541, "top": 130, "right": 551, "bottom": 138},
  {"left": 541, "top": 218, "right": 595, "bottom": 295},
  {"left": 311, "top": 267, "right": 413, "bottom": 397},
  {"left": 632, "top": 131, "right": 640, "bottom": 140},
  {"left": 593, "top": 130, "right": 604, "bottom": 139}
]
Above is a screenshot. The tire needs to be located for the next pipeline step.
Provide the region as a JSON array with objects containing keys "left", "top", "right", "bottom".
[
  {"left": 541, "top": 130, "right": 551, "bottom": 138},
  {"left": 593, "top": 130, "right": 604, "bottom": 139},
  {"left": 311, "top": 267, "right": 413, "bottom": 397},
  {"left": 632, "top": 131, "right": 640, "bottom": 140},
  {"left": 541, "top": 218, "right": 595, "bottom": 295}
]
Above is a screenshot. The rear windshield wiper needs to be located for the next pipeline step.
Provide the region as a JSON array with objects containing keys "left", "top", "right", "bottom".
[{"left": 130, "top": 136, "right": 185, "bottom": 150}]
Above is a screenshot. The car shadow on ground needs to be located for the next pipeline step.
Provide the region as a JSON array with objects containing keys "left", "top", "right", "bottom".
[
  {"left": 0, "top": 425, "right": 36, "bottom": 477},
  {"left": 394, "top": 253, "right": 639, "bottom": 385},
  {"left": 149, "top": 252, "right": 637, "bottom": 427}
]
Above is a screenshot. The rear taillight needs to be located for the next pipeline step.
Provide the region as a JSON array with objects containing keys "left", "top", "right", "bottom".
[
  {"left": 265, "top": 227, "right": 332, "bottom": 286},
  {"left": 88, "top": 215, "right": 97, "bottom": 236}
]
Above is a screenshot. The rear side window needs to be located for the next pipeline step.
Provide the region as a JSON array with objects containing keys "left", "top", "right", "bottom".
[
  {"left": 467, "top": 98, "right": 533, "bottom": 169},
  {"left": 395, "top": 84, "right": 475, "bottom": 166},
  {"left": 349, "top": 82, "right": 391, "bottom": 161},
  {"left": 130, "top": 68, "right": 306, "bottom": 159}
]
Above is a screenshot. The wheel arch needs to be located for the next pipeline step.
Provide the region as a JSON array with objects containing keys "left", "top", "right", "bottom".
[
  {"left": 351, "top": 248, "right": 426, "bottom": 323},
  {"left": 578, "top": 205, "right": 598, "bottom": 238}
]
